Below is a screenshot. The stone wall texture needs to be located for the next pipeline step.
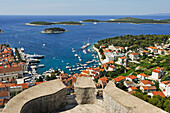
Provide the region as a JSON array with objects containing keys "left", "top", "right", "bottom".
[
  {"left": 2, "top": 79, "right": 67, "bottom": 113},
  {"left": 103, "top": 81, "right": 167, "bottom": 113},
  {"left": 75, "top": 77, "right": 96, "bottom": 104}
]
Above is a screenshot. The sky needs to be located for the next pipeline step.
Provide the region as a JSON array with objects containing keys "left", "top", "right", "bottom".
[{"left": 0, "top": 0, "right": 170, "bottom": 15}]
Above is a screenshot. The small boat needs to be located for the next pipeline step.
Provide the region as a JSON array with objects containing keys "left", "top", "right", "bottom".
[
  {"left": 69, "top": 69, "right": 71, "bottom": 71},
  {"left": 38, "top": 64, "right": 45, "bottom": 68},
  {"left": 73, "top": 65, "right": 75, "bottom": 67},
  {"left": 43, "top": 44, "right": 46, "bottom": 46},
  {"left": 72, "top": 48, "right": 76, "bottom": 52},
  {"left": 66, "top": 66, "right": 71, "bottom": 69},
  {"left": 93, "top": 22, "right": 97, "bottom": 24},
  {"left": 21, "top": 47, "right": 25, "bottom": 52},
  {"left": 75, "top": 54, "right": 78, "bottom": 57},
  {"left": 53, "top": 57, "right": 55, "bottom": 59},
  {"left": 79, "top": 58, "right": 82, "bottom": 61},
  {"left": 88, "top": 49, "right": 91, "bottom": 52},
  {"left": 67, "top": 63, "right": 69, "bottom": 65},
  {"left": 62, "top": 60, "right": 64, "bottom": 63},
  {"left": 83, "top": 49, "right": 87, "bottom": 54}
]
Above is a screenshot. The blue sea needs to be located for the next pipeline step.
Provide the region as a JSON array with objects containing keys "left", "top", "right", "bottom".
[{"left": 0, "top": 15, "right": 170, "bottom": 74}]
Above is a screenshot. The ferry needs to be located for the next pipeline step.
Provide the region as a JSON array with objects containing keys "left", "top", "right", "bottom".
[{"left": 93, "top": 22, "right": 97, "bottom": 24}]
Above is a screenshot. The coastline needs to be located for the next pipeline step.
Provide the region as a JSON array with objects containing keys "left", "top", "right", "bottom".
[
  {"left": 81, "top": 21, "right": 170, "bottom": 25},
  {"left": 25, "top": 23, "right": 83, "bottom": 26},
  {"left": 93, "top": 45, "right": 104, "bottom": 64}
]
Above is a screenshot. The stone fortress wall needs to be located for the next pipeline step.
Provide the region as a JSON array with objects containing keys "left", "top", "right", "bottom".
[
  {"left": 2, "top": 80, "right": 67, "bottom": 113},
  {"left": 2, "top": 77, "right": 167, "bottom": 113}
]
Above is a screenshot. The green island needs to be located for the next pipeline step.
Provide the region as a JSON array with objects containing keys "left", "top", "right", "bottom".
[
  {"left": 81, "top": 19, "right": 101, "bottom": 22},
  {"left": 41, "top": 27, "right": 67, "bottom": 34},
  {"left": 82, "top": 17, "right": 170, "bottom": 24},
  {"left": 25, "top": 21, "right": 83, "bottom": 26}
]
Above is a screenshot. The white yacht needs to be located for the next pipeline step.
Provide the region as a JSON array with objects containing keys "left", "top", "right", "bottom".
[
  {"left": 75, "top": 54, "right": 78, "bottom": 57},
  {"left": 83, "top": 49, "right": 87, "bottom": 54},
  {"left": 93, "top": 22, "right": 97, "bottom": 24}
]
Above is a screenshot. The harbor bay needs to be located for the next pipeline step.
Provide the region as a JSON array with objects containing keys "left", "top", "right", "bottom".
[{"left": 0, "top": 15, "right": 170, "bottom": 74}]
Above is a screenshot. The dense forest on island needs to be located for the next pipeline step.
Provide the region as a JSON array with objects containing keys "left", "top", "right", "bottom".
[
  {"left": 82, "top": 17, "right": 170, "bottom": 24},
  {"left": 44, "top": 27, "right": 66, "bottom": 31},
  {"left": 95, "top": 34, "right": 170, "bottom": 48},
  {"left": 29, "top": 21, "right": 82, "bottom": 25}
]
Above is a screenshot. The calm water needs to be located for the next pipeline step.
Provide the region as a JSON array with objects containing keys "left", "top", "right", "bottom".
[{"left": 0, "top": 15, "right": 170, "bottom": 74}]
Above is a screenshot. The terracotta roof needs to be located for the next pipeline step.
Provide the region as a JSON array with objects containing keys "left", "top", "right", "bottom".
[
  {"left": 152, "top": 91, "right": 166, "bottom": 97},
  {"left": 161, "top": 81, "right": 170, "bottom": 85},
  {"left": 141, "top": 80, "right": 154, "bottom": 85},
  {"left": 0, "top": 66, "right": 22, "bottom": 73},
  {"left": 138, "top": 73, "right": 147, "bottom": 77},
  {"left": 106, "top": 61, "right": 114, "bottom": 64},
  {"left": 99, "top": 77, "right": 108, "bottom": 83},
  {"left": 152, "top": 69, "right": 160, "bottom": 73},
  {"left": 120, "top": 47, "right": 124, "bottom": 49},
  {"left": 148, "top": 46, "right": 157, "bottom": 49},
  {"left": 119, "top": 57, "right": 126, "bottom": 59},
  {"left": 0, "top": 91, "right": 9, "bottom": 97},
  {"left": 127, "top": 75, "right": 137, "bottom": 80},
  {"left": 131, "top": 52, "right": 139, "bottom": 55},
  {"left": 114, "top": 76, "right": 126, "bottom": 82},
  {"left": 156, "top": 67, "right": 163, "bottom": 71},
  {"left": 142, "top": 50, "right": 149, "bottom": 53},
  {"left": 158, "top": 49, "right": 164, "bottom": 51},
  {"left": 82, "top": 70, "right": 89, "bottom": 74},
  {"left": 0, "top": 98, "right": 8, "bottom": 106},
  {"left": 130, "top": 87, "right": 137, "bottom": 90},
  {"left": 0, "top": 83, "right": 15, "bottom": 88},
  {"left": 142, "top": 86, "right": 156, "bottom": 90},
  {"left": 104, "top": 50, "right": 112, "bottom": 53},
  {"left": 109, "top": 65, "right": 114, "bottom": 68}
]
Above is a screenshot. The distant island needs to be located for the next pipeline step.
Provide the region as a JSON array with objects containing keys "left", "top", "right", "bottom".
[
  {"left": 25, "top": 21, "right": 83, "bottom": 26},
  {"left": 81, "top": 17, "right": 170, "bottom": 24},
  {"left": 41, "top": 27, "right": 67, "bottom": 34},
  {"left": 0, "top": 29, "right": 3, "bottom": 33},
  {"left": 81, "top": 19, "right": 100, "bottom": 22}
]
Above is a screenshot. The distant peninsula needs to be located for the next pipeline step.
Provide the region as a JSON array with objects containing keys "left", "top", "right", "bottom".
[
  {"left": 0, "top": 29, "right": 3, "bottom": 33},
  {"left": 25, "top": 21, "right": 83, "bottom": 26},
  {"left": 41, "top": 27, "right": 67, "bottom": 34},
  {"left": 81, "top": 17, "right": 170, "bottom": 24}
]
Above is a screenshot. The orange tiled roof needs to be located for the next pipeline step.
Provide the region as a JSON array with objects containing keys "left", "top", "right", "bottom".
[
  {"left": 119, "top": 56, "right": 126, "bottom": 59},
  {"left": 0, "top": 66, "right": 22, "bottom": 73},
  {"left": 35, "top": 81, "right": 46, "bottom": 85},
  {"left": 99, "top": 77, "right": 108, "bottom": 83},
  {"left": 158, "top": 49, "right": 164, "bottom": 51},
  {"left": 131, "top": 52, "right": 139, "bottom": 55},
  {"left": 148, "top": 46, "right": 157, "bottom": 49},
  {"left": 142, "top": 50, "right": 149, "bottom": 53},
  {"left": 104, "top": 50, "right": 112, "bottom": 53},
  {"left": 0, "top": 91, "right": 9, "bottom": 97},
  {"left": 120, "top": 47, "right": 124, "bottom": 49},
  {"left": 161, "top": 81, "right": 170, "bottom": 85},
  {"left": 82, "top": 70, "right": 89, "bottom": 74},
  {"left": 152, "top": 91, "right": 166, "bottom": 97},
  {"left": 152, "top": 69, "right": 160, "bottom": 73},
  {"left": 156, "top": 67, "right": 163, "bottom": 71},
  {"left": 127, "top": 75, "right": 137, "bottom": 80},
  {"left": 141, "top": 80, "right": 154, "bottom": 85},
  {"left": 106, "top": 61, "right": 114, "bottom": 64},
  {"left": 114, "top": 76, "right": 126, "bottom": 82},
  {"left": 130, "top": 86, "right": 137, "bottom": 90},
  {"left": 0, "top": 83, "right": 15, "bottom": 88},
  {"left": 138, "top": 73, "right": 147, "bottom": 77}
]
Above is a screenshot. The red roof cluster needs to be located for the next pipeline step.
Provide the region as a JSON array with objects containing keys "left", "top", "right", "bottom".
[
  {"left": 114, "top": 76, "right": 126, "bottom": 82},
  {"left": 141, "top": 80, "right": 154, "bottom": 85},
  {"left": 152, "top": 91, "right": 165, "bottom": 97}
]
